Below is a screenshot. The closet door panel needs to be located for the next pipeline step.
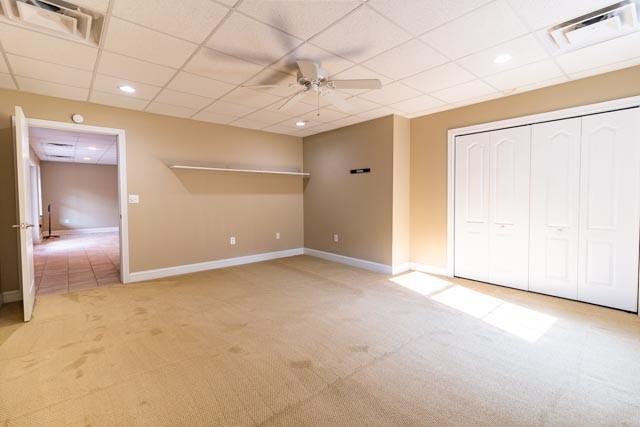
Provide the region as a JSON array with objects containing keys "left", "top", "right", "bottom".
[
  {"left": 578, "top": 109, "right": 640, "bottom": 311},
  {"left": 529, "top": 118, "right": 581, "bottom": 299},
  {"left": 454, "top": 132, "right": 490, "bottom": 282},
  {"left": 488, "top": 126, "right": 531, "bottom": 290}
]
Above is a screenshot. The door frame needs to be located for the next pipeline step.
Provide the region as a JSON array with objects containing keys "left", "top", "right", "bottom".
[
  {"left": 26, "top": 118, "right": 130, "bottom": 284},
  {"left": 446, "top": 95, "right": 640, "bottom": 313}
]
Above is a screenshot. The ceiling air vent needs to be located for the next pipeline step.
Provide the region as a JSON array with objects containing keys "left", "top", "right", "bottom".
[
  {"left": 0, "top": 0, "right": 103, "bottom": 46},
  {"left": 545, "top": 0, "right": 639, "bottom": 53},
  {"left": 49, "top": 154, "right": 72, "bottom": 158}
]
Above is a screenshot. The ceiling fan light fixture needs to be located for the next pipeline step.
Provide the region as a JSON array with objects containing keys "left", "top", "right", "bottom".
[
  {"left": 493, "top": 53, "right": 512, "bottom": 64},
  {"left": 295, "top": 120, "right": 307, "bottom": 128}
]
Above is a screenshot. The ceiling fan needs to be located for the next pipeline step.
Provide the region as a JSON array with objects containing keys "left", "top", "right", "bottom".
[{"left": 244, "top": 60, "right": 382, "bottom": 114}]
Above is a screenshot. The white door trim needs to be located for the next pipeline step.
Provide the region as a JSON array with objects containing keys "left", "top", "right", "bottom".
[
  {"left": 26, "top": 118, "right": 130, "bottom": 284},
  {"left": 446, "top": 95, "right": 640, "bottom": 313}
]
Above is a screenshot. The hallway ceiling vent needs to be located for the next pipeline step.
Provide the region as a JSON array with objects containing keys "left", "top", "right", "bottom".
[
  {"left": 0, "top": 0, "right": 104, "bottom": 46},
  {"left": 543, "top": 0, "right": 639, "bottom": 53}
]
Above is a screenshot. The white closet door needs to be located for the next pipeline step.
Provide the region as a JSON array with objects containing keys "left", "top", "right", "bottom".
[
  {"left": 529, "top": 118, "right": 581, "bottom": 299},
  {"left": 454, "top": 132, "right": 490, "bottom": 282},
  {"left": 488, "top": 126, "right": 531, "bottom": 290},
  {"left": 578, "top": 109, "right": 640, "bottom": 311}
]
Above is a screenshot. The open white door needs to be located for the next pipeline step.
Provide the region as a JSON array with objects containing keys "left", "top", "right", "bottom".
[{"left": 12, "top": 106, "right": 36, "bottom": 321}]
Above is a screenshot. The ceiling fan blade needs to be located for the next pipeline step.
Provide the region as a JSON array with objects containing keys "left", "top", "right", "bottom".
[
  {"left": 242, "top": 84, "right": 288, "bottom": 89},
  {"left": 279, "top": 91, "right": 306, "bottom": 111},
  {"left": 329, "top": 79, "right": 382, "bottom": 90},
  {"left": 322, "top": 91, "right": 353, "bottom": 112},
  {"left": 297, "top": 60, "right": 320, "bottom": 80}
]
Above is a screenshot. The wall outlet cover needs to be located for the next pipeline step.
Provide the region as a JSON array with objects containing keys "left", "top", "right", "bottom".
[
  {"left": 230, "top": 236, "right": 236, "bottom": 245},
  {"left": 128, "top": 194, "right": 140, "bottom": 204}
]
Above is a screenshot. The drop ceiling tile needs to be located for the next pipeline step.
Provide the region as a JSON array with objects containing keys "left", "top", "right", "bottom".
[
  {"left": 104, "top": 18, "right": 198, "bottom": 68},
  {"left": 244, "top": 68, "right": 301, "bottom": 97},
  {"left": 0, "top": 54, "right": 8, "bottom": 73},
  {"left": 555, "top": 31, "right": 640, "bottom": 75},
  {"left": 568, "top": 57, "right": 640, "bottom": 80},
  {"left": 90, "top": 91, "right": 149, "bottom": 110},
  {"left": 228, "top": 118, "right": 266, "bottom": 130},
  {"left": 402, "top": 62, "right": 475, "bottom": 93},
  {"left": 390, "top": 94, "right": 445, "bottom": 114},
  {"left": 329, "top": 65, "right": 392, "bottom": 95},
  {"left": 261, "top": 124, "right": 299, "bottom": 136},
  {"left": 301, "top": 108, "right": 349, "bottom": 123},
  {"left": 167, "top": 72, "right": 235, "bottom": 99},
  {"left": 7, "top": 54, "right": 92, "bottom": 88},
  {"left": 450, "top": 91, "right": 503, "bottom": 107},
  {"left": 146, "top": 102, "right": 199, "bottom": 118},
  {"left": 206, "top": 13, "right": 302, "bottom": 66},
  {"left": 271, "top": 43, "right": 354, "bottom": 77},
  {"left": 406, "top": 104, "right": 453, "bottom": 118},
  {"left": 510, "top": 76, "right": 568, "bottom": 95},
  {"left": 506, "top": 0, "right": 616, "bottom": 30},
  {"left": 421, "top": 0, "right": 528, "bottom": 59},
  {"left": 456, "top": 34, "right": 549, "bottom": 77},
  {"left": 155, "top": 89, "right": 214, "bottom": 109},
  {"left": 359, "top": 82, "right": 422, "bottom": 105},
  {"left": 204, "top": 100, "right": 257, "bottom": 117},
  {"left": 98, "top": 52, "right": 176, "bottom": 86},
  {"left": 0, "top": 24, "right": 97, "bottom": 70},
  {"left": 330, "top": 116, "right": 367, "bottom": 128},
  {"left": 242, "top": 109, "right": 291, "bottom": 125},
  {"left": 221, "top": 87, "right": 282, "bottom": 108},
  {"left": 238, "top": 0, "right": 359, "bottom": 40},
  {"left": 368, "top": 0, "right": 492, "bottom": 35},
  {"left": 112, "top": 0, "right": 228, "bottom": 43},
  {"left": 329, "top": 96, "right": 379, "bottom": 114},
  {"left": 72, "top": 0, "right": 109, "bottom": 13},
  {"left": 0, "top": 73, "right": 16, "bottom": 90},
  {"left": 183, "top": 47, "right": 263, "bottom": 84},
  {"left": 265, "top": 98, "right": 317, "bottom": 114},
  {"left": 217, "top": 0, "right": 238, "bottom": 6},
  {"left": 363, "top": 39, "right": 448, "bottom": 80},
  {"left": 93, "top": 74, "right": 162, "bottom": 100},
  {"left": 356, "top": 106, "right": 399, "bottom": 120},
  {"left": 484, "top": 59, "right": 564, "bottom": 92},
  {"left": 431, "top": 79, "right": 497, "bottom": 103},
  {"left": 311, "top": 6, "right": 412, "bottom": 63},
  {"left": 192, "top": 110, "right": 238, "bottom": 125},
  {"left": 17, "top": 77, "right": 88, "bottom": 101}
]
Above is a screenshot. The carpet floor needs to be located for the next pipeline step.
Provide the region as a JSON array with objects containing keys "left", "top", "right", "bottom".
[{"left": 0, "top": 255, "right": 639, "bottom": 426}]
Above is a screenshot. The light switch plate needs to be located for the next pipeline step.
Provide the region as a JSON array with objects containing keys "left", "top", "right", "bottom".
[
  {"left": 230, "top": 236, "right": 236, "bottom": 245},
  {"left": 128, "top": 194, "right": 139, "bottom": 204}
]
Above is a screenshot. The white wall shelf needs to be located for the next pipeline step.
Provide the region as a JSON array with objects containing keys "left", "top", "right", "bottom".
[{"left": 169, "top": 165, "right": 309, "bottom": 177}]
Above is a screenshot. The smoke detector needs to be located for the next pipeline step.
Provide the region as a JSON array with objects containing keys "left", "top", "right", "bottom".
[{"left": 0, "top": 0, "right": 104, "bottom": 46}]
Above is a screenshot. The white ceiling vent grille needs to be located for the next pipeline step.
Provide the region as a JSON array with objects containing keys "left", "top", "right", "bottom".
[
  {"left": 0, "top": 0, "right": 103, "bottom": 45},
  {"left": 543, "top": 1, "right": 639, "bottom": 53}
]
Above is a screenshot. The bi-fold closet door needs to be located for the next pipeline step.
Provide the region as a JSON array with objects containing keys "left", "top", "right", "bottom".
[{"left": 454, "top": 126, "right": 531, "bottom": 290}]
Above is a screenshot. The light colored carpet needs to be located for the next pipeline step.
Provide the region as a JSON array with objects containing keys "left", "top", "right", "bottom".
[{"left": 1, "top": 255, "right": 639, "bottom": 426}]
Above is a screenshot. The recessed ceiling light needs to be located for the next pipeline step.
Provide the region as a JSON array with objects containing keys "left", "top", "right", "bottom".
[
  {"left": 295, "top": 120, "right": 306, "bottom": 128},
  {"left": 119, "top": 85, "right": 136, "bottom": 94},
  {"left": 83, "top": 157, "right": 91, "bottom": 161},
  {"left": 493, "top": 54, "right": 512, "bottom": 64},
  {"left": 87, "top": 146, "right": 97, "bottom": 150}
]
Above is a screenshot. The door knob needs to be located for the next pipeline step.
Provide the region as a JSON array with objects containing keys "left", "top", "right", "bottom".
[{"left": 11, "top": 223, "right": 34, "bottom": 229}]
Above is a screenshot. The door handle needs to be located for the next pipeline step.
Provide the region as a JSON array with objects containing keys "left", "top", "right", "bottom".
[{"left": 11, "top": 223, "right": 34, "bottom": 230}]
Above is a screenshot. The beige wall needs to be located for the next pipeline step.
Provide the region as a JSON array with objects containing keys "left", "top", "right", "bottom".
[
  {"left": 0, "top": 89, "right": 303, "bottom": 293},
  {"left": 40, "top": 161, "right": 119, "bottom": 231},
  {"left": 410, "top": 65, "right": 640, "bottom": 269},
  {"left": 392, "top": 115, "right": 410, "bottom": 268},
  {"left": 303, "top": 116, "right": 394, "bottom": 265}
]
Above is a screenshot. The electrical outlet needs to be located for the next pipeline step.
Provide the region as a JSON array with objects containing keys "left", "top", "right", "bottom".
[
  {"left": 128, "top": 194, "right": 140, "bottom": 204},
  {"left": 275, "top": 232, "right": 280, "bottom": 240},
  {"left": 333, "top": 233, "right": 339, "bottom": 243},
  {"left": 230, "top": 236, "right": 236, "bottom": 245}
]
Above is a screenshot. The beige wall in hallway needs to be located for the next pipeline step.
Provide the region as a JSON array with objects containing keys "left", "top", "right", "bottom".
[
  {"left": 0, "top": 89, "right": 303, "bottom": 293},
  {"left": 410, "top": 65, "right": 640, "bottom": 269},
  {"left": 392, "top": 115, "right": 410, "bottom": 268},
  {"left": 40, "top": 161, "right": 119, "bottom": 231}
]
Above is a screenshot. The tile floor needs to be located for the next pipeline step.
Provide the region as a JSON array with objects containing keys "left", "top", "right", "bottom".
[{"left": 34, "top": 232, "right": 120, "bottom": 295}]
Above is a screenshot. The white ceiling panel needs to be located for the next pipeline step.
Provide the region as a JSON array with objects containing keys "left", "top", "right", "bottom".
[
  {"left": 368, "top": 0, "right": 492, "bottom": 35},
  {"left": 0, "top": 24, "right": 97, "bottom": 70},
  {"left": 155, "top": 89, "right": 214, "bottom": 109},
  {"left": 507, "top": 0, "right": 617, "bottom": 30},
  {"left": 207, "top": 13, "right": 302, "bottom": 66},
  {"left": 271, "top": 43, "right": 354, "bottom": 77},
  {"left": 456, "top": 34, "right": 548, "bottom": 77},
  {"left": 104, "top": 18, "right": 198, "bottom": 68},
  {"left": 146, "top": 102, "right": 199, "bottom": 118},
  {"left": 112, "top": 0, "right": 229, "bottom": 43},
  {"left": 363, "top": 39, "right": 448, "bottom": 80},
  {"left": 431, "top": 79, "right": 497, "bottom": 103},
  {"left": 0, "top": 54, "right": 8, "bottom": 73},
  {"left": 556, "top": 31, "right": 640, "bottom": 75},
  {"left": 167, "top": 72, "right": 234, "bottom": 99},
  {"left": 390, "top": 95, "right": 445, "bottom": 114},
  {"left": 421, "top": 0, "right": 528, "bottom": 59},
  {"left": 242, "top": 109, "right": 291, "bottom": 125},
  {"left": 238, "top": 0, "right": 359, "bottom": 40},
  {"left": 568, "top": 57, "right": 640, "bottom": 80},
  {"left": 510, "top": 76, "right": 568, "bottom": 95},
  {"left": 356, "top": 106, "right": 399, "bottom": 120},
  {"left": 7, "top": 54, "right": 92, "bottom": 88},
  {"left": 330, "top": 96, "right": 379, "bottom": 115},
  {"left": 311, "top": 6, "right": 412, "bottom": 63},
  {"left": 0, "top": 73, "right": 16, "bottom": 89},
  {"left": 266, "top": 98, "right": 317, "bottom": 114},
  {"left": 402, "top": 62, "right": 475, "bottom": 93},
  {"left": 97, "top": 51, "right": 176, "bottom": 86},
  {"left": 244, "top": 68, "right": 300, "bottom": 97},
  {"left": 72, "top": 0, "right": 110, "bottom": 14},
  {"left": 484, "top": 59, "right": 565, "bottom": 92},
  {"left": 228, "top": 118, "right": 266, "bottom": 130},
  {"left": 221, "top": 87, "right": 282, "bottom": 108},
  {"left": 90, "top": 91, "right": 149, "bottom": 110},
  {"left": 330, "top": 115, "right": 367, "bottom": 128},
  {"left": 183, "top": 47, "right": 263, "bottom": 84},
  {"left": 93, "top": 74, "right": 162, "bottom": 100},
  {"left": 192, "top": 110, "right": 238, "bottom": 125},
  {"left": 17, "top": 77, "right": 88, "bottom": 101},
  {"left": 359, "top": 82, "right": 422, "bottom": 105},
  {"left": 205, "top": 100, "right": 257, "bottom": 117},
  {"left": 301, "top": 108, "right": 349, "bottom": 123}
]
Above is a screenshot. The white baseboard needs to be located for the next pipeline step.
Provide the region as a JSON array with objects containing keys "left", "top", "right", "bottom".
[
  {"left": 129, "top": 248, "right": 304, "bottom": 283},
  {"left": 2, "top": 290, "right": 22, "bottom": 303},
  {"left": 409, "top": 262, "right": 450, "bottom": 277},
  {"left": 392, "top": 262, "right": 412, "bottom": 275},
  {"left": 51, "top": 227, "right": 118, "bottom": 236},
  {"left": 303, "top": 248, "right": 393, "bottom": 274}
]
